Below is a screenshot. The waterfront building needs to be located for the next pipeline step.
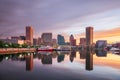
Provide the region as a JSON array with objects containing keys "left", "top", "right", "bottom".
[
  {"left": 41, "top": 33, "right": 52, "bottom": 46},
  {"left": 95, "top": 40, "right": 107, "bottom": 48},
  {"left": 86, "top": 27, "right": 93, "bottom": 47},
  {"left": 38, "top": 37, "right": 42, "bottom": 45},
  {"left": 57, "top": 34, "right": 65, "bottom": 45},
  {"left": 80, "top": 38, "right": 86, "bottom": 47},
  {"left": 69, "top": 34, "right": 76, "bottom": 46},
  {"left": 0, "top": 38, "right": 24, "bottom": 45},
  {"left": 26, "top": 26, "right": 33, "bottom": 46},
  {"left": 33, "top": 38, "right": 38, "bottom": 46}
]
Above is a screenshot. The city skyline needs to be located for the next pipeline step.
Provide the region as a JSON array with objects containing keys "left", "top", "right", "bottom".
[{"left": 0, "top": 0, "right": 120, "bottom": 43}]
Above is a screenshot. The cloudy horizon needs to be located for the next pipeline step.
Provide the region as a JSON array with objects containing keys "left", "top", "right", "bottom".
[{"left": 0, "top": 0, "right": 120, "bottom": 44}]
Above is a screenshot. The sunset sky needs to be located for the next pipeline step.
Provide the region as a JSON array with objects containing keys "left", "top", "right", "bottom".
[{"left": 0, "top": 0, "right": 120, "bottom": 44}]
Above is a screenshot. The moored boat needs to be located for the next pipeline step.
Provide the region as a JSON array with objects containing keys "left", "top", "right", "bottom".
[{"left": 36, "top": 46, "right": 54, "bottom": 51}]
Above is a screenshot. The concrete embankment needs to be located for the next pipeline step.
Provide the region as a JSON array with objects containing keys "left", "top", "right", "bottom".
[{"left": 0, "top": 48, "right": 36, "bottom": 54}]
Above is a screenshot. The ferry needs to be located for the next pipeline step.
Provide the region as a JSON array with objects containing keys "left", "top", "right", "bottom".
[{"left": 36, "top": 46, "right": 54, "bottom": 51}]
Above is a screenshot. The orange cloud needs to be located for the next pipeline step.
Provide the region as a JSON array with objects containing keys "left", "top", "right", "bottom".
[
  {"left": 94, "top": 27, "right": 120, "bottom": 38},
  {"left": 93, "top": 27, "right": 120, "bottom": 43},
  {"left": 73, "top": 27, "right": 120, "bottom": 44}
]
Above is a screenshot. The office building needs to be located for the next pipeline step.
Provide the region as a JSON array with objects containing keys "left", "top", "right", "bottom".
[
  {"left": 0, "top": 38, "right": 24, "bottom": 45},
  {"left": 69, "top": 34, "right": 76, "bottom": 46},
  {"left": 33, "top": 38, "right": 38, "bottom": 46},
  {"left": 26, "top": 26, "right": 33, "bottom": 46},
  {"left": 57, "top": 34, "right": 65, "bottom": 45},
  {"left": 52, "top": 39, "right": 57, "bottom": 47},
  {"left": 41, "top": 33, "right": 52, "bottom": 46},
  {"left": 80, "top": 38, "right": 86, "bottom": 47},
  {"left": 38, "top": 37, "right": 41, "bottom": 45},
  {"left": 95, "top": 40, "right": 107, "bottom": 48},
  {"left": 86, "top": 27, "right": 93, "bottom": 48}
]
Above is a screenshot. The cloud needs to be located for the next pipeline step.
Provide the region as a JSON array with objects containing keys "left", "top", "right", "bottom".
[
  {"left": 94, "top": 27, "right": 120, "bottom": 38},
  {"left": 0, "top": 0, "right": 120, "bottom": 38}
]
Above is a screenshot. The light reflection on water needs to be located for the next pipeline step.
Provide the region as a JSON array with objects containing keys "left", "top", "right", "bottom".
[{"left": 0, "top": 50, "right": 120, "bottom": 80}]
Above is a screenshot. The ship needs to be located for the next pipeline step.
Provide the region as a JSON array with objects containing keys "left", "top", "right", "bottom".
[{"left": 36, "top": 46, "right": 54, "bottom": 51}]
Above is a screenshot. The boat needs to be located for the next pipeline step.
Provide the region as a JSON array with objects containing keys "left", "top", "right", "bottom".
[
  {"left": 36, "top": 46, "right": 54, "bottom": 51},
  {"left": 55, "top": 46, "right": 71, "bottom": 51}
]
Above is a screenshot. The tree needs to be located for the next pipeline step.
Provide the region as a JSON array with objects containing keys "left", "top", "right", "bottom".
[{"left": 0, "top": 40, "right": 4, "bottom": 48}]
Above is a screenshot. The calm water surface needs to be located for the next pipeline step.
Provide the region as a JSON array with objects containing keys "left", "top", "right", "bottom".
[{"left": 0, "top": 50, "right": 120, "bottom": 80}]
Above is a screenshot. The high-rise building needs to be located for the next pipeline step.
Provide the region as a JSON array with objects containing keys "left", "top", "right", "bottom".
[
  {"left": 26, "top": 26, "right": 33, "bottom": 46},
  {"left": 38, "top": 37, "right": 41, "bottom": 45},
  {"left": 95, "top": 40, "right": 107, "bottom": 48},
  {"left": 57, "top": 34, "right": 65, "bottom": 45},
  {"left": 70, "top": 34, "right": 74, "bottom": 45},
  {"left": 41, "top": 33, "right": 52, "bottom": 46},
  {"left": 52, "top": 39, "right": 57, "bottom": 47},
  {"left": 69, "top": 34, "right": 76, "bottom": 46},
  {"left": 86, "top": 27, "right": 93, "bottom": 46},
  {"left": 33, "top": 38, "right": 38, "bottom": 46},
  {"left": 80, "top": 38, "right": 86, "bottom": 47}
]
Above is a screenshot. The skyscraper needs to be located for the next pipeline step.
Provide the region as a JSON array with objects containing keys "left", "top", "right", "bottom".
[
  {"left": 41, "top": 33, "right": 52, "bottom": 46},
  {"left": 70, "top": 34, "right": 74, "bottom": 45},
  {"left": 33, "top": 38, "right": 38, "bottom": 46},
  {"left": 57, "top": 34, "right": 65, "bottom": 45},
  {"left": 26, "top": 26, "right": 33, "bottom": 46},
  {"left": 69, "top": 34, "right": 76, "bottom": 46},
  {"left": 80, "top": 38, "right": 86, "bottom": 47},
  {"left": 86, "top": 27, "right": 93, "bottom": 46},
  {"left": 38, "top": 37, "right": 41, "bottom": 45}
]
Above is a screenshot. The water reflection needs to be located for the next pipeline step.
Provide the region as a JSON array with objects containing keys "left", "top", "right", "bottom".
[
  {"left": 0, "top": 50, "right": 120, "bottom": 80},
  {"left": 85, "top": 49, "right": 93, "bottom": 71},
  {"left": 79, "top": 50, "right": 86, "bottom": 59},
  {"left": 70, "top": 51, "right": 76, "bottom": 62},
  {"left": 41, "top": 54, "right": 52, "bottom": 64},
  {"left": 0, "top": 49, "right": 119, "bottom": 72},
  {"left": 26, "top": 54, "right": 33, "bottom": 71},
  {"left": 57, "top": 54, "right": 65, "bottom": 63}
]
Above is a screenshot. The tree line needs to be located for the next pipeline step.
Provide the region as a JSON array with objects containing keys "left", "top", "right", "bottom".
[{"left": 0, "top": 40, "right": 28, "bottom": 48}]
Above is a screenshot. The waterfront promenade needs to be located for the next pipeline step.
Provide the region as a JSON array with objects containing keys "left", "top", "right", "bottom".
[{"left": 0, "top": 48, "right": 36, "bottom": 54}]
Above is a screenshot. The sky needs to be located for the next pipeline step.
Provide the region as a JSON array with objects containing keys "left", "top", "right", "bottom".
[{"left": 0, "top": 0, "right": 120, "bottom": 44}]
